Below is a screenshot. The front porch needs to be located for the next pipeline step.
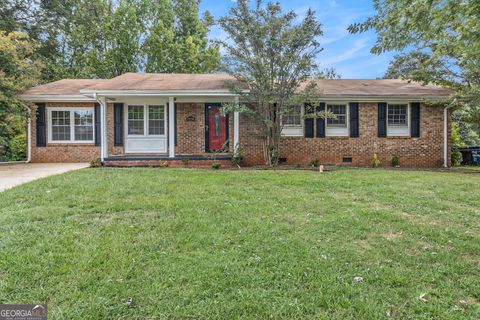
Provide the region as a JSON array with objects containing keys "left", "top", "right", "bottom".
[{"left": 96, "top": 96, "right": 240, "bottom": 165}]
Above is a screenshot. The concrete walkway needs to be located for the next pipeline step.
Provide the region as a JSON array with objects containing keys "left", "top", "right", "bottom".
[{"left": 0, "top": 163, "right": 89, "bottom": 192}]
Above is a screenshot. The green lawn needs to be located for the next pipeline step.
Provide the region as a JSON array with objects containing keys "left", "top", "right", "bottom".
[{"left": 0, "top": 168, "right": 479, "bottom": 319}]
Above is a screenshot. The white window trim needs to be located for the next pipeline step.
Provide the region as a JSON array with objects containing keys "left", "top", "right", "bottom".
[
  {"left": 326, "top": 102, "right": 349, "bottom": 137},
  {"left": 47, "top": 107, "right": 95, "bottom": 144},
  {"left": 126, "top": 103, "right": 166, "bottom": 138},
  {"left": 281, "top": 105, "right": 304, "bottom": 137},
  {"left": 386, "top": 102, "right": 410, "bottom": 137}
]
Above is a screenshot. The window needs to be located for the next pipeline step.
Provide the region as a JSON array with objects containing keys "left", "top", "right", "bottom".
[
  {"left": 74, "top": 110, "right": 94, "bottom": 141},
  {"left": 327, "top": 104, "right": 347, "bottom": 127},
  {"left": 49, "top": 108, "right": 94, "bottom": 143},
  {"left": 281, "top": 105, "right": 303, "bottom": 136},
  {"left": 127, "top": 104, "right": 166, "bottom": 136},
  {"left": 128, "top": 105, "right": 144, "bottom": 135},
  {"left": 387, "top": 104, "right": 408, "bottom": 126},
  {"left": 148, "top": 105, "right": 165, "bottom": 135},
  {"left": 51, "top": 110, "right": 71, "bottom": 141},
  {"left": 325, "top": 103, "right": 349, "bottom": 136},
  {"left": 214, "top": 112, "right": 221, "bottom": 136},
  {"left": 283, "top": 106, "right": 302, "bottom": 127},
  {"left": 387, "top": 103, "right": 410, "bottom": 136}
]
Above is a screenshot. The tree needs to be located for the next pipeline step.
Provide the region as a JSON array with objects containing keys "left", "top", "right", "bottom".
[
  {"left": 218, "top": 0, "right": 324, "bottom": 166},
  {"left": 0, "top": 32, "right": 41, "bottom": 160},
  {"left": 2, "top": 0, "right": 220, "bottom": 79},
  {"left": 349, "top": 0, "right": 480, "bottom": 146},
  {"left": 383, "top": 51, "right": 431, "bottom": 80},
  {"left": 144, "top": 0, "right": 220, "bottom": 73}
]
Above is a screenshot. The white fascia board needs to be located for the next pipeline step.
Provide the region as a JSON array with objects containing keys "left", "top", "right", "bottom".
[
  {"left": 19, "top": 94, "right": 96, "bottom": 102},
  {"left": 80, "top": 89, "right": 243, "bottom": 97},
  {"left": 319, "top": 96, "right": 449, "bottom": 102}
]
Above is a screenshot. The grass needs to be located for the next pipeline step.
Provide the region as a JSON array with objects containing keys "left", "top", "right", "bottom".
[{"left": 0, "top": 168, "right": 479, "bottom": 319}]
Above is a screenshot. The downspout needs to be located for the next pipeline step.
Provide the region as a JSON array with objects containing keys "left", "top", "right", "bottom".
[
  {"left": 26, "top": 107, "right": 32, "bottom": 163},
  {"left": 443, "top": 105, "right": 453, "bottom": 168}
]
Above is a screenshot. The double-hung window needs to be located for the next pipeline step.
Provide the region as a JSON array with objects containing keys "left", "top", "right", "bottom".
[
  {"left": 326, "top": 103, "right": 348, "bottom": 136},
  {"left": 127, "top": 104, "right": 165, "bottom": 136},
  {"left": 387, "top": 103, "right": 409, "bottom": 136},
  {"left": 282, "top": 105, "right": 303, "bottom": 136},
  {"left": 49, "top": 108, "right": 94, "bottom": 143}
]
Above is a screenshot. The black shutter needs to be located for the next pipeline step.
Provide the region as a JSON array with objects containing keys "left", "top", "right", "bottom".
[
  {"left": 304, "top": 103, "right": 314, "bottom": 138},
  {"left": 378, "top": 102, "right": 387, "bottom": 137},
  {"left": 349, "top": 102, "right": 359, "bottom": 138},
  {"left": 94, "top": 103, "right": 101, "bottom": 146},
  {"left": 410, "top": 102, "right": 420, "bottom": 137},
  {"left": 316, "top": 102, "right": 325, "bottom": 138},
  {"left": 35, "top": 103, "right": 46, "bottom": 147},
  {"left": 114, "top": 103, "right": 123, "bottom": 146}
]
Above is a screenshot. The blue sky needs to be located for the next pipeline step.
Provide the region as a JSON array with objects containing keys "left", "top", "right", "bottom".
[{"left": 200, "top": 0, "right": 397, "bottom": 79}]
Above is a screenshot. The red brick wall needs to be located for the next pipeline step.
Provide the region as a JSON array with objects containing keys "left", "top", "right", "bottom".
[
  {"left": 107, "top": 102, "right": 125, "bottom": 156},
  {"left": 30, "top": 101, "right": 450, "bottom": 168},
  {"left": 239, "top": 103, "right": 451, "bottom": 168},
  {"left": 175, "top": 103, "right": 236, "bottom": 155},
  {"left": 30, "top": 102, "right": 100, "bottom": 163},
  {"left": 175, "top": 103, "right": 206, "bottom": 154}
]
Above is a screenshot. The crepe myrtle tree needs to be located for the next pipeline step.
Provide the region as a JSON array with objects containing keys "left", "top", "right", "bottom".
[{"left": 217, "top": 0, "right": 331, "bottom": 166}]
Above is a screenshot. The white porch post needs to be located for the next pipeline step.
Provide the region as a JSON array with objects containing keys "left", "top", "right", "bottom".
[
  {"left": 102, "top": 97, "right": 108, "bottom": 160},
  {"left": 233, "top": 96, "right": 240, "bottom": 156},
  {"left": 99, "top": 97, "right": 108, "bottom": 163},
  {"left": 168, "top": 97, "right": 175, "bottom": 158}
]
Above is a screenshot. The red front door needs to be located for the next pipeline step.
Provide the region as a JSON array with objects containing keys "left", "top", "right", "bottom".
[{"left": 207, "top": 105, "right": 227, "bottom": 151}]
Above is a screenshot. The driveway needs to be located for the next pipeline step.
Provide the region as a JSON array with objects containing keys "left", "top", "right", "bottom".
[{"left": 0, "top": 163, "right": 89, "bottom": 192}]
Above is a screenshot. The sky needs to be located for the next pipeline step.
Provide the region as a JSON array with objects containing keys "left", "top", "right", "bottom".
[{"left": 200, "top": 0, "right": 397, "bottom": 79}]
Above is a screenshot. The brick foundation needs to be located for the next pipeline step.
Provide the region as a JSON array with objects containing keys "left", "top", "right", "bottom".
[{"left": 105, "top": 159, "right": 232, "bottom": 168}]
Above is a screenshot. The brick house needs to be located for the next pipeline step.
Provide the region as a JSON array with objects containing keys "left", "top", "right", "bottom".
[{"left": 20, "top": 73, "right": 454, "bottom": 167}]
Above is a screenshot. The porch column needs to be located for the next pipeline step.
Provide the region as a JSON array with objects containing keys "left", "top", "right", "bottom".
[
  {"left": 168, "top": 97, "right": 175, "bottom": 158},
  {"left": 233, "top": 96, "right": 240, "bottom": 156},
  {"left": 99, "top": 97, "right": 108, "bottom": 163}
]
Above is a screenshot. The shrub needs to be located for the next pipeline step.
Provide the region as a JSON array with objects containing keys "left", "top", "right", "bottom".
[
  {"left": 5, "top": 133, "right": 26, "bottom": 161},
  {"left": 371, "top": 153, "right": 380, "bottom": 168},
  {"left": 451, "top": 149, "right": 462, "bottom": 166},
  {"left": 391, "top": 154, "right": 399, "bottom": 167},
  {"left": 230, "top": 146, "right": 245, "bottom": 168},
  {"left": 181, "top": 158, "right": 190, "bottom": 167},
  {"left": 159, "top": 161, "right": 169, "bottom": 167},
  {"left": 90, "top": 158, "right": 101, "bottom": 168},
  {"left": 309, "top": 158, "right": 320, "bottom": 167},
  {"left": 212, "top": 162, "right": 221, "bottom": 169}
]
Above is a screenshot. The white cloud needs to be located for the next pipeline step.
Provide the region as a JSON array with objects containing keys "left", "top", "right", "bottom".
[{"left": 320, "top": 38, "right": 369, "bottom": 65}]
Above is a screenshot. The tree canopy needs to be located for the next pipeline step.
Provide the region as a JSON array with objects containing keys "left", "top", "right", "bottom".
[
  {"left": 1, "top": 0, "right": 221, "bottom": 80},
  {"left": 349, "top": 0, "right": 480, "bottom": 145},
  {"left": 0, "top": 31, "right": 41, "bottom": 159}
]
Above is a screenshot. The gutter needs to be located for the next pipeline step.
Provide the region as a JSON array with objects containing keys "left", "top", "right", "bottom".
[{"left": 443, "top": 104, "right": 454, "bottom": 168}]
